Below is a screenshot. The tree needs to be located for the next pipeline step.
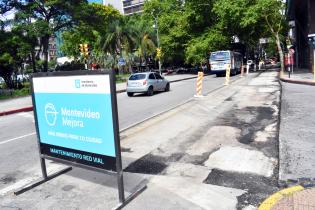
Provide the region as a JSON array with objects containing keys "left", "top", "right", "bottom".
[
  {"left": 61, "top": 4, "right": 121, "bottom": 68},
  {"left": 126, "top": 15, "right": 156, "bottom": 70},
  {"left": 185, "top": 28, "right": 229, "bottom": 65},
  {"left": 97, "top": 18, "right": 136, "bottom": 71},
  {"left": 242, "top": 0, "right": 287, "bottom": 72},
  {"left": 4, "top": 0, "right": 88, "bottom": 72},
  {"left": 0, "top": 29, "right": 29, "bottom": 88}
]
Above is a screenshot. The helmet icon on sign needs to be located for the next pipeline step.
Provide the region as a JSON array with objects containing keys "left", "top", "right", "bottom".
[{"left": 45, "top": 103, "right": 58, "bottom": 126}]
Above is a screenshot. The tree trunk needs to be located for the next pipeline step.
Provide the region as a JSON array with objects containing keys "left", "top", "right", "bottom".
[
  {"left": 275, "top": 33, "right": 284, "bottom": 72},
  {"left": 42, "top": 35, "right": 50, "bottom": 72},
  {"left": 31, "top": 51, "right": 37, "bottom": 73}
]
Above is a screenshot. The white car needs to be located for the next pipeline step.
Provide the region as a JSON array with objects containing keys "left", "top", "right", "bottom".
[{"left": 126, "top": 72, "right": 170, "bottom": 97}]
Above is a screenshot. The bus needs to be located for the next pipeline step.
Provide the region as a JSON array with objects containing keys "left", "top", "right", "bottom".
[{"left": 209, "top": 51, "right": 243, "bottom": 76}]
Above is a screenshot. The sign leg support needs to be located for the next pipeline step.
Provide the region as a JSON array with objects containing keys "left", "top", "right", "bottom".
[
  {"left": 40, "top": 157, "right": 48, "bottom": 179},
  {"left": 113, "top": 179, "right": 147, "bottom": 210},
  {"left": 117, "top": 170, "right": 125, "bottom": 203},
  {"left": 14, "top": 165, "right": 72, "bottom": 196}
]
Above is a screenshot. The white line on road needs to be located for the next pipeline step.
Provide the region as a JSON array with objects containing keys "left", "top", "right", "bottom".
[
  {"left": 0, "top": 164, "right": 65, "bottom": 196},
  {"left": 0, "top": 132, "right": 36, "bottom": 145}
]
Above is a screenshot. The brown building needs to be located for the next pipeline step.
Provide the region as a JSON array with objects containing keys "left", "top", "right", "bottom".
[{"left": 287, "top": 0, "right": 315, "bottom": 70}]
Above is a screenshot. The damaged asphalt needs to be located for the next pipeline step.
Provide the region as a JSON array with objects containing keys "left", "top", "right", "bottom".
[{"left": 121, "top": 70, "right": 281, "bottom": 209}]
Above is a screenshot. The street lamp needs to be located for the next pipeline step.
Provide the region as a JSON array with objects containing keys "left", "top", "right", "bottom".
[{"left": 153, "top": 16, "right": 162, "bottom": 75}]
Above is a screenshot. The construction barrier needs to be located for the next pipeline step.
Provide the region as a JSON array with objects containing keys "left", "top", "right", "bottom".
[
  {"left": 225, "top": 65, "right": 231, "bottom": 85},
  {"left": 195, "top": 71, "right": 204, "bottom": 97}
]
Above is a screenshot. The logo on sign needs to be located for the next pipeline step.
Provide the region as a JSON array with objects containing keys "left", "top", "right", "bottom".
[
  {"left": 45, "top": 103, "right": 58, "bottom": 126},
  {"left": 75, "top": 79, "right": 81, "bottom": 88}
]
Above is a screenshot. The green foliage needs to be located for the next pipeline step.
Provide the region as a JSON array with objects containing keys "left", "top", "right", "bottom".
[
  {"left": 0, "top": 29, "right": 29, "bottom": 88},
  {"left": 5, "top": 0, "right": 89, "bottom": 72},
  {"left": 185, "top": 28, "right": 229, "bottom": 64},
  {"left": 0, "top": 85, "right": 31, "bottom": 100},
  {"left": 55, "top": 61, "right": 85, "bottom": 71},
  {"left": 1, "top": 0, "right": 288, "bottom": 78}
]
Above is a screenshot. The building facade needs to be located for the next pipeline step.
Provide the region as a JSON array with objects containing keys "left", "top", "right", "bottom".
[
  {"left": 122, "top": 0, "right": 145, "bottom": 15},
  {"left": 287, "top": 0, "right": 315, "bottom": 70},
  {"left": 103, "top": 0, "right": 124, "bottom": 14}
]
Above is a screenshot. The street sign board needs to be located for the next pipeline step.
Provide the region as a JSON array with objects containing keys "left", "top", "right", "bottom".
[
  {"left": 31, "top": 71, "right": 120, "bottom": 171},
  {"left": 118, "top": 58, "right": 126, "bottom": 66},
  {"left": 20, "top": 70, "right": 145, "bottom": 208}
]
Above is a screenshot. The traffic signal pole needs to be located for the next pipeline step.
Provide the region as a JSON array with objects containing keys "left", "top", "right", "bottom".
[
  {"left": 154, "top": 17, "right": 162, "bottom": 75},
  {"left": 80, "top": 43, "right": 90, "bottom": 70}
]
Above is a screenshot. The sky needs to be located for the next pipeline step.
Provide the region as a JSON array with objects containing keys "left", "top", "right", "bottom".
[{"left": 88, "top": 0, "right": 103, "bottom": 3}]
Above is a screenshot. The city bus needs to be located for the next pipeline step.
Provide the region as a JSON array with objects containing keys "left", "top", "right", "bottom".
[{"left": 209, "top": 51, "right": 243, "bottom": 76}]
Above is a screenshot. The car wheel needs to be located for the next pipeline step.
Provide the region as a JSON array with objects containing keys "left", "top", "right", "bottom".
[
  {"left": 147, "top": 86, "right": 154, "bottom": 96},
  {"left": 165, "top": 83, "right": 170, "bottom": 92},
  {"left": 127, "top": 92, "right": 134, "bottom": 97}
]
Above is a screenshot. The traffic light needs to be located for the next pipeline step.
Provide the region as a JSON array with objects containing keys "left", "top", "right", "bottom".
[
  {"left": 156, "top": 47, "right": 162, "bottom": 58},
  {"left": 79, "top": 43, "right": 90, "bottom": 58}
]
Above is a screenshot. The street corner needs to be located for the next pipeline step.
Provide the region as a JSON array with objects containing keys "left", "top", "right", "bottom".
[{"left": 258, "top": 185, "right": 308, "bottom": 210}]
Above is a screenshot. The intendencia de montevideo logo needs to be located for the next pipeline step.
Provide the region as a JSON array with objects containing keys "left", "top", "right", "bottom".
[
  {"left": 44, "top": 102, "right": 101, "bottom": 128},
  {"left": 45, "top": 103, "right": 58, "bottom": 126}
]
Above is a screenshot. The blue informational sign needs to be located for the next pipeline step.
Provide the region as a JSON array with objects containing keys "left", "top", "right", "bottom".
[
  {"left": 32, "top": 72, "right": 119, "bottom": 171},
  {"left": 118, "top": 58, "right": 126, "bottom": 66}
]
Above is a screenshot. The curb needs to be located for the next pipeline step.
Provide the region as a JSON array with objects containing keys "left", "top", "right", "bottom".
[
  {"left": 280, "top": 75, "right": 315, "bottom": 86},
  {"left": 0, "top": 76, "right": 198, "bottom": 117},
  {"left": 258, "top": 185, "right": 304, "bottom": 210},
  {"left": 0, "top": 106, "right": 33, "bottom": 117}
]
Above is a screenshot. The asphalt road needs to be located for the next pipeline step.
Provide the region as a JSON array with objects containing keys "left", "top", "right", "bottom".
[
  {"left": 118, "top": 74, "right": 240, "bottom": 129},
  {"left": 0, "top": 74, "right": 241, "bottom": 194}
]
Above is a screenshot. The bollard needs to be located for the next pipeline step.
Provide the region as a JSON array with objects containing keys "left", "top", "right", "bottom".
[
  {"left": 225, "top": 65, "right": 231, "bottom": 85},
  {"left": 194, "top": 71, "right": 204, "bottom": 97},
  {"left": 240, "top": 65, "right": 244, "bottom": 77},
  {"left": 246, "top": 64, "right": 249, "bottom": 75}
]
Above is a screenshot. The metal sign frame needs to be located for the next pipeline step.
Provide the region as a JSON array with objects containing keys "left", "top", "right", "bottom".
[{"left": 15, "top": 70, "right": 146, "bottom": 209}]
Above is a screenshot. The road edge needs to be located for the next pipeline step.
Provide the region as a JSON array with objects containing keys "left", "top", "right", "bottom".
[{"left": 0, "top": 75, "right": 200, "bottom": 117}]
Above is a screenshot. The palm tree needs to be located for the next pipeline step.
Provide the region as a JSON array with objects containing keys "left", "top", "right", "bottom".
[
  {"left": 132, "top": 21, "right": 156, "bottom": 71},
  {"left": 98, "top": 19, "right": 136, "bottom": 73}
]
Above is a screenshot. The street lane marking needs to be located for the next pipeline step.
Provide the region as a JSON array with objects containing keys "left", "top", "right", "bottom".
[
  {"left": 0, "top": 132, "right": 36, "bottom": 145},
  {"left": 0, "top": 164, "right": 65, "bottom": 196},
  {"left": 0, "top": 176, "right": 39, "bottom": 196}
]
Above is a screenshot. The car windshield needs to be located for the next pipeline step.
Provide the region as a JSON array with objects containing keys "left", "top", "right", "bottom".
[
  {"left": 129, "top": 74, "right": 146, "bottom": 80},
  {"left": 210, "top": 52, "right": 230, "bottom": 61}
]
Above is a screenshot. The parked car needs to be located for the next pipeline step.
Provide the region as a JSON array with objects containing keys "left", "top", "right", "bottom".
[{"left": 126, "top": 72, "right": 170, "bottom": 97}]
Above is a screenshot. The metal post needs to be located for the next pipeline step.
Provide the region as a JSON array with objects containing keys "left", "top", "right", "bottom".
[
  {"left": 109, "top": 70, "right": 125, "bottom": 204},
  {"left": 313, "top": 49, "right": 315, "bottom": 80},
  {"left": 246, "top": 64, "right": 249, "bottom": 75},
  {"left": 240, "top": 64, "right": 244, "bottom": 77},
  {"left": 84, "top": 59, "right": 88, "bottom": 70},
  {"left": 40, "top": 158, "right": 48, "bottom": 179}
]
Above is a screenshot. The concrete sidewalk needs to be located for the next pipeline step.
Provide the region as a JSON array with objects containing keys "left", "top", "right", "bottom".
[
  {"left": 0, "top": 73, "right": 198, "bottom": 116},
  {"left": 280, "top": 68, "right": 315, "bottom": 85},
  {"left": 259, "top": 70, "right": 315, "bottom": 210}
]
